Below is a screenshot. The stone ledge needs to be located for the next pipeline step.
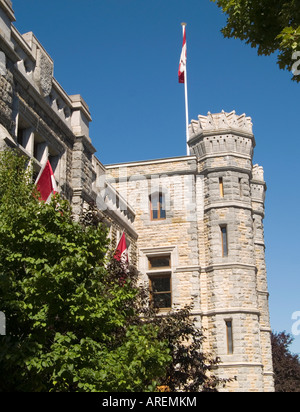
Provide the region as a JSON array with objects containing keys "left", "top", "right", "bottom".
[
  {"left": 204, "top": 200, "right": 253, "bottom": 213},
  {"left": 174, "top": 265, "right": 201, "bottom": 273},
  {"left": 203, "top": 262, "right": 257, "bottom": 272},
  {"left": 200, "top": 308, "right": 261, "bottom": 317},
  {"left": 214, "top": 362, "right": 263, "bottom": 369}
]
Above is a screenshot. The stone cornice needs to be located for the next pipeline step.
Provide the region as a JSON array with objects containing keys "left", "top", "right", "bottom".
[
  {"left": 204, "top": 200, "right": 253, "bottom": 213},
  {"left": 189, "top": 128, "right": 255, "bottom": 144},
  {"left": 191, "top": 307, "right": 261, "bottom": 317},
  {"left": 0, "top": 34, "right": 19, "bottom": 63},
  {"left": 11, "top": 26, "right": 36, "bottom": 61},
  {"left": 0, "top": 0, "right": 15, "bottom": 21},
  {"left": 105, "top": 155, "right": 197, "bottom": 169},
  {"left": 203, "top": 262, "right": 257, "bottom": 272},
  {"left": 74, "top": 134, "right": 96, "bottom": 155}
]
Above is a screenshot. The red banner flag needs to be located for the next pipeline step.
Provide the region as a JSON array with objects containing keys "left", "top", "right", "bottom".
[
  {"left": 114, "top": 232, "right": 129, "bottom": 286},
  {"left": 114, "top": 232, "right": 128, "bottom": 265},
  {"left": 36, "top": 160, "right": 57, "bottom": 203}
]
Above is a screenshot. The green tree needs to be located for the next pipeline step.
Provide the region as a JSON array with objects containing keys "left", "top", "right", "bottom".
[
  {"left": 0, "top": 150, "right": 171, "bottom": 392},
  {"left": 0, "top": 150, "right": 229, "bottom": 392},
  {"left": 271, "top": 331, "right": 300, "bottom": 392},
  {"left": 144, "top": 306, "right": 231, "bottom": 392},
  {"left": 127, "top": 271, "right": 232, "bottom": 392},
  {"left": 211, "top": 0, "right": 300, "bottom": 81}
]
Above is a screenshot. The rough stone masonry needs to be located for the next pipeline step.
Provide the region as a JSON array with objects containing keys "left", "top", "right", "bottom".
[{"left": 0, "top": 0, "right": 274, "bottom": 391}]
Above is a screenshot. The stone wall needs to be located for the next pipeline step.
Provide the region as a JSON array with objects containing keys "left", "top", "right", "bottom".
[
  {"left": 106, "top": 111, "right": 274, "bottom": 392},
  {"left": 0, "top": 1, "right": 273, "bottom": 392},
  {"left": 0, "top": 0, "right": 137, "bottom": 256}
]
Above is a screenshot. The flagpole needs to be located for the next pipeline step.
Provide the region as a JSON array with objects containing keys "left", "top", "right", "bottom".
[{"left": 181, "top": 23, "right": 190, "bottom": 156}]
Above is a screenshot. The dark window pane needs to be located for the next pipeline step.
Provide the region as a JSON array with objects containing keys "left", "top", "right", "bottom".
[
  {"left": 152, "top": 277, "right": 170, "bottom": 293},
  {"left": 152, "top": 209, "right": 158, "bottom": 220},
  {"left": 160, "top": 209, "right": 166, "bottom": 219},
  {"left": 149, "top": 256, "right": 170, "bottom": 269},
  {"left": 226, "top": 320, "right": 233, "bottom": 354},
  {"left": 221, "top": 226, "right": 228, "bottom": 257},
  {"left": 153, "top": 293, "right": 171, "bottom": 308},
  {"left": 17, "top": 128, "right": 24, "bottom": 146}
]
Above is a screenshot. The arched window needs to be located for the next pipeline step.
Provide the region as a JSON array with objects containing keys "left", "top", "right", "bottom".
[{"left": 150, "top": 192, "right": 166, "bottom": 221}]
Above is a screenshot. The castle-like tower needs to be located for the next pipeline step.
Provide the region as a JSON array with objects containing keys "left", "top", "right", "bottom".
[
  {"left": 0, "top": 0, "right": 274, "bottom": 391},
  {"left": 106, "top": 110, "right": 274, "bottom": 392},
  {"left": 188, "top": 111, "right": 274, "bottom": 391}
]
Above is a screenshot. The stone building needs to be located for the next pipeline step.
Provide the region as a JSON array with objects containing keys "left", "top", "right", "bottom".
[{"left": 0, "top": 0, "right": 274, "bottom": 391}]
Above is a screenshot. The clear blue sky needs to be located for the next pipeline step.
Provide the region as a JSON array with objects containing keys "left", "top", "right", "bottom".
[{"left": 12, "top": 0, "right": 300, "bottom": 355}]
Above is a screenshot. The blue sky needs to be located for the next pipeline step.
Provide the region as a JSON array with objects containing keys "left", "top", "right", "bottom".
[{"left": 12, "top": 0, "right": 300, "bottom": 355}]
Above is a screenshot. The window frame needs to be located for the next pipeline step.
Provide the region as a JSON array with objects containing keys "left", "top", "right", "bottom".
[
  {"left": 225, "top": 319, "right": 234, "bottom": 354},
  {"left": 219, "top": 177, "right": 224, "bottom": 198},
  {"left": 221, "top": 225, "right": 228, "bottom": 257},
  {"left": 147, "top": 254, "right": 172, "bottom": 310},
  {"left": 149, "top": 273, "right": 172, "bottom": 310},
  {"left": 148, "top": 255, "right": 171, "bottom": 270},
  {"left": 150, "top": 191, "right": 166, "bottom": 221},
  {"left": 238, "top": 177, "right": 243, "bottom": 198}
]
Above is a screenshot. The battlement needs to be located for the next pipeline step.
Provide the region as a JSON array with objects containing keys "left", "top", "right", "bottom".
[
  {"left": 188, "top": 110, "right": 256, "bottom": 160},
  {"left": 252, "top": 164, "right": 265, "bottom": 182},
  {"left": 189, "top": 110, "right": 253, "bottom": 138}
]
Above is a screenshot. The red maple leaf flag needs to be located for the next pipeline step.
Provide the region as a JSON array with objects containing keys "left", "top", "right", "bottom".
[
  {"left": 114, "top": 232, "right": 129, "bottom": 265},
  {"left": 36, "top": 160, "right": 58, "bottom": 203},
  {"left": 178, "top": 23, "right": 187, "bottom": 83},
  {"left": 114, "top": 232, "right": 129, "bottom": 286}
]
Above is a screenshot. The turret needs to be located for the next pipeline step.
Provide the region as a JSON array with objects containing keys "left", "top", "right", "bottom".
[{"left": 188, "top": 111, "right": 274, "bottom": 391}]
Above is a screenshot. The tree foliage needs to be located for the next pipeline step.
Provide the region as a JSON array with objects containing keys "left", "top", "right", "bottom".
[
  {"left": 271, "top": 331, "right": 300, "bottom": 392},
  {"left": 141, "top": 306, "right": 230, "bottom": 392},
  {"left": 0, "top": 151, "right": 170, "bottom": 392},
  {"left": 211, "top": 0, "right": 300, "bottom": 81},
  {"left": 123, "top": 269, "right": 230, "bottom": 392},
  {"left": 0, "top": 150, "right": 228, "bottom": 392}
]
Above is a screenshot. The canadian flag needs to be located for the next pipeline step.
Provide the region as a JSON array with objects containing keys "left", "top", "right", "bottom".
[
  {"left": 114, "top": 232, "right": 129, "bottom": 286},
  {"left": 178, "top": 24, "right": 187, "bottom": 84},
  {"left": 114, "top": 232, "right": 129, "bottom": 266},
  {"left": 35, "top": 160, "right": 58, "bottom": 203}
]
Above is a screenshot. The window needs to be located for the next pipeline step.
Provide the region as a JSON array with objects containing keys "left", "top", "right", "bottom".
[
  {"left": 221, "top": 226, "right": 228, "bottom": 257},
  {"left": 150, "top": 192, "right": 166, "bottom": 220},
  {"left": 17, "top": 126, "right": 25, "bottom": 147},
  {"left": 225, "top": 320, "right": 234, "bottom": 354},
  {"left": 149, "top": 275, "right": 172, "bottom": 309},
  {"left": 16, "top": 117, "right": 32, "bottom": 151},
  {"left": 148, "top": 255, "right": 170, "bottom": 269},
  {"left": 219, "top": 177, "right": 224, "bottom": 198},
  {"left": 33, "top": 134, "right": 47, "bottom": 163},
  {"left": 239, "top": 178, "right": 243, "bottom": 198},
  {"left": 148, "top": 255, "right": 171, "bottom": 310}
]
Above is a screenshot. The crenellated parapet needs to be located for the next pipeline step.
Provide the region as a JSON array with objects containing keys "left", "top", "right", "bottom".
[
  {"left": 190, "top": 110, "right": 253, "bottom": 135},
  {"left": 251, "top": 164, "right": 266, "bottom": 219},
  {"left": 188, "top": 110, "right": 255, "bottom": 162}
]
